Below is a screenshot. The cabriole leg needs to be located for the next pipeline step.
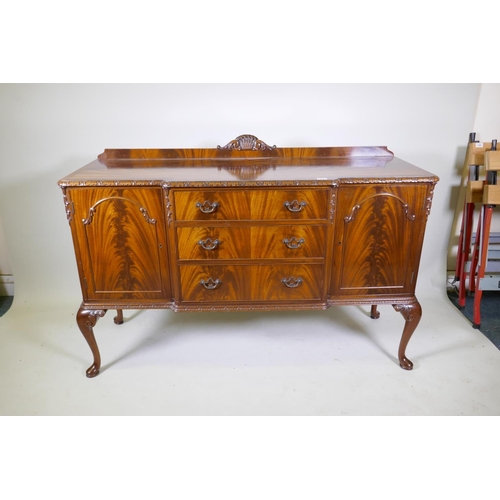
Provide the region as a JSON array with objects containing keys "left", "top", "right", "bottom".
[
  {"left": 76, "top": 306, "right": 107, "bottom": 378},
  {"left": 392, "top": 300, "right": 422, "bottom": 370}
]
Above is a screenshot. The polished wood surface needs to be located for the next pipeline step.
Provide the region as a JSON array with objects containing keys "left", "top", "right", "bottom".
[
  {"left": 59, "top": 136, "right": 439, "bottom": 376},
  {"left": 97, "top": 143, "right": 395, "bottom": 168},
  {"left": 69, "top": 187, "right": 171, "bottom": 302},
  {"left": 332, "top": 183, "right": 430, "bottom": 296},
  {"left": 179, "top": 264, "right": 325, "bottom": 302}
]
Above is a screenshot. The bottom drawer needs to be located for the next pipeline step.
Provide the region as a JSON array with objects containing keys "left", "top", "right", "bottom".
[{"left": 179, "top": 264, "right": 325, "bottom": 302}]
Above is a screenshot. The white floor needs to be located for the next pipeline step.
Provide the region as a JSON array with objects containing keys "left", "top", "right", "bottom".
[{"left": 1, "top": 285, "right": 500, "bottom": 415}]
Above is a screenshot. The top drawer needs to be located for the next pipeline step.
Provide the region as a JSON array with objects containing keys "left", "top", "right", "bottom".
[
  {"left": 253, "top": 189, "right": 329, "bottom": 220},
  {"left": 174, "top": 190, "right": 251, "bottom": 221},
  {"left": 173, "top": 188, "right": 330, "bottom": 221}
]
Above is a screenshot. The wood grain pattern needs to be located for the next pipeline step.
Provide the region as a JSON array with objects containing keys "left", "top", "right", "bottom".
[
  {"left": 173, "top": 188, "right": 329, "bottom": 221},
  {"left": 251, "top": 189, "right": 329, "bottom": 220},
  {"left": 59, "top": 140, "right": 439, "bottom": 376},
  {"left": 179, "top": 265, "right": 251, "bottom": 302},
  {"left": 177, "top": 225, "right": 326, "bottom": 261},
  {"left": 177, "top": 227, "right": 251, "bottom": 260},
  {"left": 173, "top": 190, "right": 251, "bottom": 221},
  {"left": 250, "top": 225, "right": 326, "bottom": 259},
  {"left": 332, "top": 184, "right": 428, "bottom": 295},
  {"left": 252, "top": 264, "right": 324, "bottom": 301},
  {"left": 98, "top": 145, "right": 394, "bottom": 168},
  {"left": 70, "top": 187, "right": 171, "bottom": 301},
  {"left": 179, "top": 264, "right": 325, "bottom": 302}
]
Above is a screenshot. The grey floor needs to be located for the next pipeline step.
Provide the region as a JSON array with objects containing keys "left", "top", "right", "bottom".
[
  {"left": 1, "top": 284, "right": 500, "bottom": 415},
  {"left": 0, "top": 296, "right": 13, "bottom": 317}
]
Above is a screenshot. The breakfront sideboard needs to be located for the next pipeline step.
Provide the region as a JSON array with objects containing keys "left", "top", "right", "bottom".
[{"left": 58, "top": 135, "right": 438, "bottom": 377}]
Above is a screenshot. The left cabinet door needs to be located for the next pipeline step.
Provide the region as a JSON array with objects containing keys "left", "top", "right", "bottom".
[{"left": 68, "top": 187, "right": 171, "bottom": 302}]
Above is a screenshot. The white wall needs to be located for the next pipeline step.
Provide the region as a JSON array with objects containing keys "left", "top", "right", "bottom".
[
  {"left": 0, "top": 214, "right": 14, "bottom": 295},
  {"left": 474, "top": 84, "right": 500, "bottom": 138},
  {"left": 0, "top": 84, "right": 480, "bottom": 307}
]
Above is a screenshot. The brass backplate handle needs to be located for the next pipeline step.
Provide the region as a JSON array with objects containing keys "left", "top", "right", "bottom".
[
  {"left": 284, "top": 200, "right": 307, "bottom": 212},
  {"left": 198, "top": 238, "right": 220, "bottom": 251},
  {"left": 196, "top": 200, "right": 219, "bottom": 214},
  {"left": 281, "top": 277, "right": 303, "bottom": 288},
  {"left": 200, "top": 278, "right": 222, "bottom": 290},
  {"left": 283, "top": 237, "right": 305, "bottom": 249}
]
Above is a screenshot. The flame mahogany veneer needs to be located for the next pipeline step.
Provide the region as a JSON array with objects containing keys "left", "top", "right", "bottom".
[{"left": 58, "top": 135, "right": 439, "bottom": 377}]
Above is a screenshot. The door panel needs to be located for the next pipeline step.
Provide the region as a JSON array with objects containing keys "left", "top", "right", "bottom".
[
  {"left": 70, "top": 187, "right": 171, "bottom": 301},
  {"left": 332, "top": 184, "right": 428, "bottom": 296}
]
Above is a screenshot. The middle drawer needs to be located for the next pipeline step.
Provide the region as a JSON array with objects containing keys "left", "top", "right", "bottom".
[{"left": 176, "top": 225, "right": 327, "bottom": 260}]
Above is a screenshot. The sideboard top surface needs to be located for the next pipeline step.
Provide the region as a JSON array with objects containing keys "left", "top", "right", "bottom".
[{"left": 58, "top": 145, "right": 439, "bottom": 187}]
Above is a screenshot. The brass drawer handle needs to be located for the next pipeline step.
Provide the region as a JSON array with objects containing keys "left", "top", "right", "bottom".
[
  {"left": 283, "top": 237, "right": 305, "bottom": 249},
  {"left": 200, "top": 278, "right": 222, "bottom": 290},
  {"left": 196, "top": 200, "right": 219, "bottom": 214},
  {"left": 284, "top": 200, "right": 307, "bottom": 212},
  {"left": 198, "top": 238, "right": 220, "bottom": 251},
  {"left": 281, "top": 277, "right": 303, "bottom": 288}
]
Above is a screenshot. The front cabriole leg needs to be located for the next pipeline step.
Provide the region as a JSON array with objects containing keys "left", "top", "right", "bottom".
[
  {"left": 392, "top": 299, "right": 422, "bottom": 370},
  {"left": 76, "top": 306, "right": 107, "bottom": 378}
]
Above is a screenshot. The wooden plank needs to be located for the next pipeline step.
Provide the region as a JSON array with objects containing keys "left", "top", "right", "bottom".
[
  {"left": 485, "top": 151, "right": 500, "bottom": 171},
  {"left": 466, "top": 180, "right": 484, "bottom": 203},
  {"left": 483, "top": 185, "right": 500, "bottom": 204}
]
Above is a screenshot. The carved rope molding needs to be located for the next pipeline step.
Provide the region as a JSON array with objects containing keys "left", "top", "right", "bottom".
[{"left": 217, "top": 134, "right": 276, "bottom": 151}]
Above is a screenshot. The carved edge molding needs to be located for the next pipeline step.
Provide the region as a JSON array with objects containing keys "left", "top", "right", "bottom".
[
  {"left": 329, "top": 189, "right": 336, "bottom": 221},
  {"left": 217, "top": 134, "right": 276, "bottom": 151},
  {"left": 425, "top": 186, "right": 436, "bottom": 220},
  {"left": 59, "top": 180, "right": 337, "bottom": 188},
  {"left": 58, "top": 178, "right": 438, "bottom": 189},
  {"left": 61, "top": 187, "right": 74, "bottom": 223},
  {"left": 173, "top": 303, "right": 328, "bottom": 312},
  {"left": 162, "top": 185, "right": 173, "bottom": 226},
  {"left": 339, "top": 177, "right": 440, "bottom": 185},
  {"left": 80, "top": 295, "right": 417, "bottom": 311}
]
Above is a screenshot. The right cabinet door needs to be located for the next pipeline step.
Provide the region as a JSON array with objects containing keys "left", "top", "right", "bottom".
[{"left": 331, "top": 183, "right": 430, "bottom": 298}]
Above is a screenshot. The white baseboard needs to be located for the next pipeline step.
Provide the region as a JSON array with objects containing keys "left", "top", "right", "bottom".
[{"left": 0, "top": 275, "right": 14, "bottom": 296}]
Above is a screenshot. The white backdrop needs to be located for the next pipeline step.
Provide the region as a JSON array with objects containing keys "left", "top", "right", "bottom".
[{"left": 0, "top": 83, "right": 480, "bottom": 308}]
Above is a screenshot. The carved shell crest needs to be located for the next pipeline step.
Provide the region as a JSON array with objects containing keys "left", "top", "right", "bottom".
[{"left": 217, "top": 134, "right": 276, "bottom": 151}]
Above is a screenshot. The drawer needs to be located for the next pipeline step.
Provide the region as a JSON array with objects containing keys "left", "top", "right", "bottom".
[
  {"left": 173, "top": 188, "right": 330, "bottom": 221},
  {"left": 178, "top": 264, "right": 325, "bottom": 302},
  {"left": 251, "top": 225, "right": 326, "bottom": 259},
  {"left": 252, "top": 264, "right": 325, "bottom": 301},
  {"left": 173, "top": 190, "right": 251, "bottom": 221},
  {"left": 251, "top": 189, "right": 329, "bottom": 220},
  {"left": 177, "top": 225, "right": 326, "bottom": 261},
  {"left": 177, "top": 227, "right": 251, "bottom": 260},
  {"left": 179, "top": 265, "right": 251, "bottom": 302}
]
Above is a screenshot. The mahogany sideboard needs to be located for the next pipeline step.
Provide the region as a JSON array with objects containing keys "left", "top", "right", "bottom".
[{"left": 58, "top": 135, "right": 439, "bottom": 377}]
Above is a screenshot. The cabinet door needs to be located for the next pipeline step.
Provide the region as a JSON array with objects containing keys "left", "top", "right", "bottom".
[
  {"left": 69, "top": 187, "right": 171, "bottom": 302},
  {"left": 332, "top": 184, "right": 429, "bottom": 297}
]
